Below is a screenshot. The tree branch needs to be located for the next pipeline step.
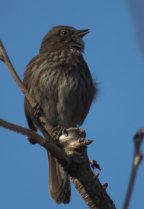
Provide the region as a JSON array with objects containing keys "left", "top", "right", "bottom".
[
  {"left": 0, "top": 40, "right": 53, "bottom": 136},
  {"left": 0, "top": 41, "right": 116, "bottom": 209},
  {"left": 0, "top": 118, "right": 69, "bottom": 164},
  {"left": 123, "top": 129, "right": 144, "bottom": 209}
]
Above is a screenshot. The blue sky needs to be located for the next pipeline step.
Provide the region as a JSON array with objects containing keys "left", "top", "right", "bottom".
[{"left": 0, "top": 1, "right": 144, "bottom": 209}]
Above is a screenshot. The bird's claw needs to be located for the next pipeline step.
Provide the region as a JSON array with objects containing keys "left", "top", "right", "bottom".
[{"left": 50, "top": 126, "right": 68, "bottom": 144}]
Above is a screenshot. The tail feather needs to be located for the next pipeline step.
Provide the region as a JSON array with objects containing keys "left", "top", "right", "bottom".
[
  {"left": 47, "top": 152, "right": 71, "bottom": 204},
  {"left": 24, "top": 99, "right": 71, "bottom": 204}
]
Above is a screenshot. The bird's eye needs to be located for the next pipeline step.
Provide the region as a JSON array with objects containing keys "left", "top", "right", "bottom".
[{"left": 60, "top": 30, "right": 68, "bottom": 36}]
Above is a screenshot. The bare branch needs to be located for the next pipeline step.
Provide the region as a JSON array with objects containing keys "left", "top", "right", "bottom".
[
  {"left": 0, "top": 118, "right": 69, "bottom": 163},
  {"left": 0, "top": 40, "right": 53, "bottom": 136},
  {"left": 123, "top": 129, "right": 144, "bottom": 209}
]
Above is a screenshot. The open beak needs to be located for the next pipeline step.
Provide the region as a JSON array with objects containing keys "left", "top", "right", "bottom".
[{"left": 77, "top": 29, "right": 90, "bottom": 38}]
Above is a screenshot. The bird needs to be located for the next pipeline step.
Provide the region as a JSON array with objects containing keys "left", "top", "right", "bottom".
[{"left": 23, "top": 25, "right": 97, "bottom": 204}]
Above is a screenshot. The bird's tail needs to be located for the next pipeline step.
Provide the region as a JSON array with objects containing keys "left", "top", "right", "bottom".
[{"left": 47, "top": 152, "right": 71, "bottom": 204}]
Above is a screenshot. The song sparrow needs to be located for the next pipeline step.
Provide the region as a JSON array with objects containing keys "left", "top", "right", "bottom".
[{"left": 23, "top": 25, "right": 97, "bottom": 204}]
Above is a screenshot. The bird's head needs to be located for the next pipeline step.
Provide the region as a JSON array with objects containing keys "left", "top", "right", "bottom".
[{"left": 39, "top": 25, "right": 90, "bottom": 53}]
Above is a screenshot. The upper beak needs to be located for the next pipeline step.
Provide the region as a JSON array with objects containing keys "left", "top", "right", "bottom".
[{"left": 76, "top": 29, "right": 90, "bottom": 38}]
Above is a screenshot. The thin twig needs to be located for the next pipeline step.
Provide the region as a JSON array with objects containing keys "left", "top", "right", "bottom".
[
  {"left": 0, "top": 40, "right": 53, "bottom": 135},
  {"left": 0, "top": 118, "right": 69, "bottom": 164},
  {"left": 123, "top": 129, "right": 144, "bottom": 209},
  {"left": 0, "top": 41, "right": 35, "bottom": 103}
]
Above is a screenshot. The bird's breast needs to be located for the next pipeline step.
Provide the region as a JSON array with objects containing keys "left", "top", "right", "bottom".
[{"left": 25, "top": 49, "right": 95, "bottom": 127}]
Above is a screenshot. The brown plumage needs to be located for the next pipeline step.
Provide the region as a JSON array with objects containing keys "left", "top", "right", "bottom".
[{"left": 23, "top": 25, "right": 97, "bottom": 204}]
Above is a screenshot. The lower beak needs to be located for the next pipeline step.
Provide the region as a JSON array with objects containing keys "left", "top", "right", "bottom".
[{"left": 77, "top": 29, "right": 90, "bottom": 37}]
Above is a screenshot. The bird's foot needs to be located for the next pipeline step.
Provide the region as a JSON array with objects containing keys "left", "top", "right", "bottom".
[
  {"left": 28, "top": 136, "right": 37, "bottom": 145},
  {"left": 50, "top": 126, "right": 68, "bottom": 144}
]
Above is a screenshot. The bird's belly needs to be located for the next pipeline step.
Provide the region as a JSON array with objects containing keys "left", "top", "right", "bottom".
[{"left": 36, "top": 69, "right": 89, "bottom": 127}]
